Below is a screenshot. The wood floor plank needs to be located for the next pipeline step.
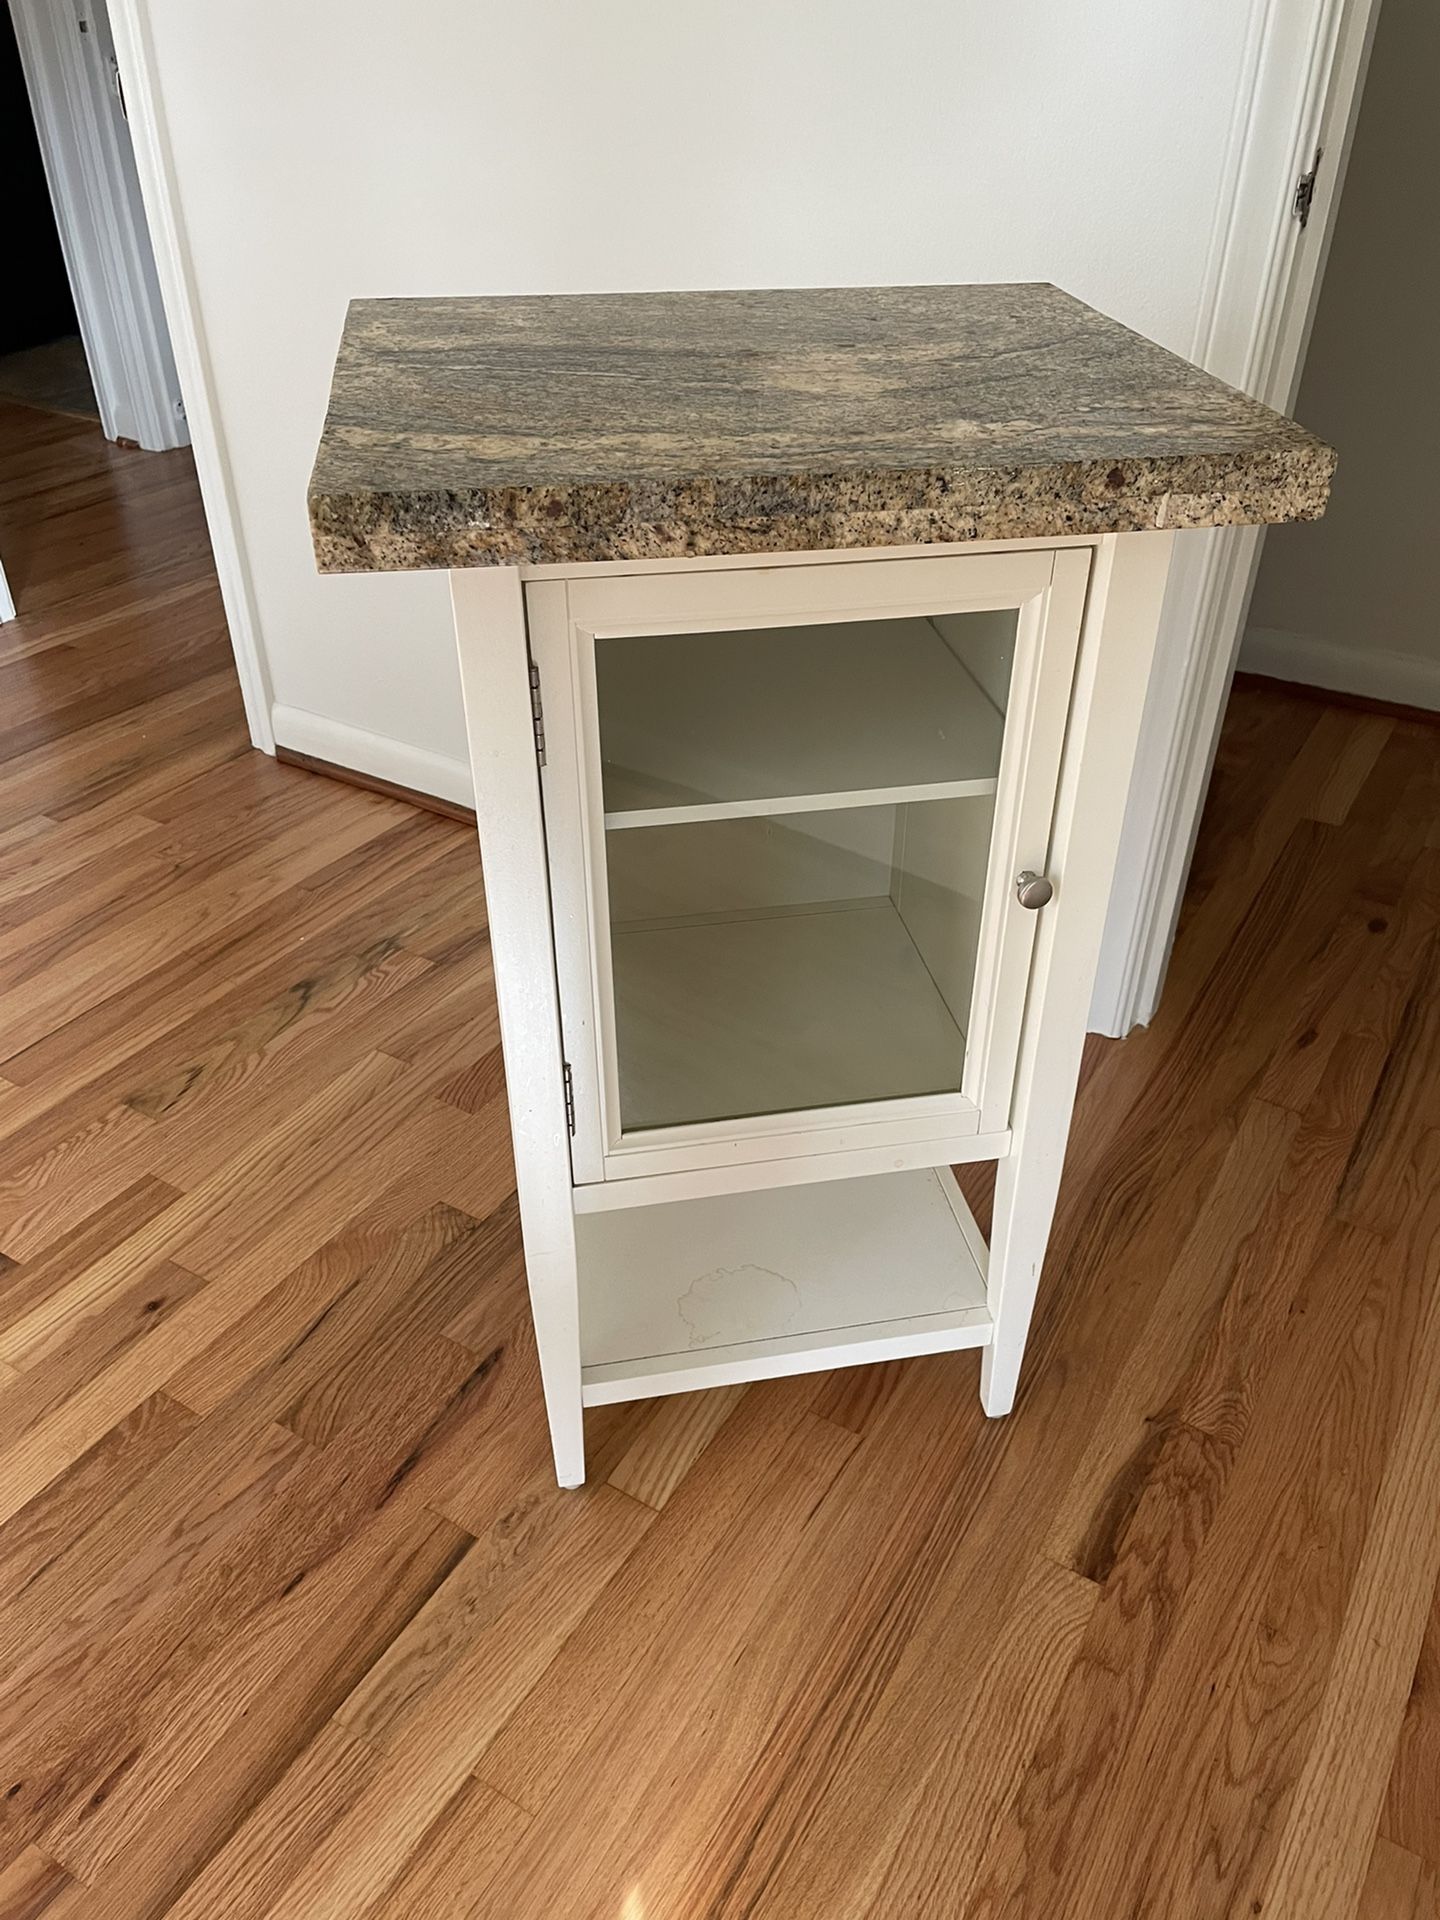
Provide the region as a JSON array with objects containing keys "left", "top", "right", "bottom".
[
  {"left": 1310, "top": 712, "right": 1396, "bottom": 824},
  {"left": 164, "top": 1207, "right": 437, "bottom": 1417},
  {"left": 857, "top": 1555, "right": 1098, "bottom": 1919},
  {"left": 1256, "top": 885, "right": 1431, "bottom": 1118},
  {"left": 42, "top": 1505, "right": 470, "bottom": 1896},
  {"left": 605, "top": 1384, "right": 750, "bottom": 1510},
  {"left": 0, "top": 1392, "right": 197, "bottom": 1611},
  {"left": 0, "top": 1052, "right": 440, "bottom": 1525},
  {"left": 0, "top": 823, "right": 474, "bottom": 1100},
  {"left": 0, "top": 1398, "right": 291, "bottom": 1646},
  {"left": 1383, "top": 1578, "right": 1440, "bottom": 1862},
  {"left": 1257, "top": 1140, "right": 1440, "bottom": 1920},
  {"left": 363, "top": 1777, "right": 530, "bottom": 1920},
  {"left": 0, "top": 1845, "right": 73, "bottom": 1918},
  {"left": 1045, "top": 1096, "right": 1297, "bottom": 1572},
  {"left": 0, "top": 803, "right": 404, "bottom": 1063},
  {"left": 1360, "top": 1838, "right": 1427, "bottom": 1920},
  {"left": 1009, "top": 1215, "right": 1416, "bottom": 1920},
  {"left": 465, "top": 1375, "right": 826, "bottom": 1813},
  {"left": 258, "top": 1484, "right": 657, "bottom": 1920},
  {"left": 146, "top": 1721, "right": 376, "bottom": 1920},
  {"left": 1359, "top": 1840, "right": 1440, "bottom": 1920},
  {"left": 0, "top": 1263, "right": 206, "bottom": 1458},
  {"left": 1338, "top": 872, "right": 1440, "bottom": 1235},
  {"left": 0, "top": 1110, "right": 165, "bottom": 1281},
  {"left": 0, "top": 1176, "right": 180, "bottom": 1352},
  {"left": 473, "top": 1366, "right": 970, "bottom": 1920}
]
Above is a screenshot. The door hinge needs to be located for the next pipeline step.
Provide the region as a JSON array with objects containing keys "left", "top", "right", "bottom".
[
  {"left": 562, "top": 1061, "right": 575, "bottom": 1136},
  {"left": 528, "top": 656, "right": 546, "bottom": 766},
  {"left": 1292, "top": 147, "right": 1322, "bottom": 230}
]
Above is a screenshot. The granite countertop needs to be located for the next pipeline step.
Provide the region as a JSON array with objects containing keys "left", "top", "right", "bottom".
[{"left": 308, "top": 284, "right": 1334, "bottom": 572}]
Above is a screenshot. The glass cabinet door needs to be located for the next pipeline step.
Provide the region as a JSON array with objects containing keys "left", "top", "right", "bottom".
[
  {"left": 532, "top": 549, "right": 1089, "bottom": 1175},
  {"left": 597, "top": 611, "right": 1016, "bottom": 1131}
]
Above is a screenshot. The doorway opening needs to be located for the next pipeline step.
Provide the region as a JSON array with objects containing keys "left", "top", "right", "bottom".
[
  {"left": 3, "top": 0, "right": 186, "bottom": 457},
  {"left": 0, "top": 0, "right": 241, "bottom": 770},
  {"left": 0, "top": 5, "right": 98, "bottom": 423}
]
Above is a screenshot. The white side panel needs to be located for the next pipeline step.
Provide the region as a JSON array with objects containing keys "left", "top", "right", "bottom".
[{"left": 451, "top": 568, "right": 584, "bottom": 1486}]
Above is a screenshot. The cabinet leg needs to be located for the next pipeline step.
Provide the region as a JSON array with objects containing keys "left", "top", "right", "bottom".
[
  {"left": 980, "top": 1139, "right": 1066, "bottom": 1416},
  {"left": 520, "top": 1213, "right": 587, "bottom": 1488}
]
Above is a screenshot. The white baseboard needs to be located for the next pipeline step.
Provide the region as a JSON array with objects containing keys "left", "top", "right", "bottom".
[
  {"left": 271, "top": 705, "right": 475, "bottom": 809},
  {"left": 1242, "top": 627, "right": 1440, "bottom": 712}
]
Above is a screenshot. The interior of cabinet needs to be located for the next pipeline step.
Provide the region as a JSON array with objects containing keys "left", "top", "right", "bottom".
[
  {"left": 591, "top": 604, "right": 1020, "bottom": 1134},
  {"left": 596, "top": 613, "right": 1013, "bottom": 823},
  {"left": 576, "top": 1165, "right": 992, "bottom": 1402},
  {"left": 606, "top": 800, "right": 993, "bottom": 1128}
]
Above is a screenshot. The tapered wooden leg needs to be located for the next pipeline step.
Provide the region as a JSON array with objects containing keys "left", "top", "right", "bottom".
[
  {"left": 452, "top": 568, "right": 586, "bottom": 1488},
  {"left": 982, "top": 532, "right": 1176, "bottom": 1416}
]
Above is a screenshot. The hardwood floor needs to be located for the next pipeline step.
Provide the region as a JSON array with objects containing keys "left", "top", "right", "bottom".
[{"left": 1, "top": 392, "right": 1438, "bottom": 1918}]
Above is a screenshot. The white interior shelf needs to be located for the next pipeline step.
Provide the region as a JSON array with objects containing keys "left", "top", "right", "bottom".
[
  {"left": 576, "top": 1165, "right": 992, "bottom": 1403},
  {"left": 598, "top": 616, "right": 1005, "bottom": 826},
  {"left": 612, "top": 899, "right": 966, "bottom": 1131}
]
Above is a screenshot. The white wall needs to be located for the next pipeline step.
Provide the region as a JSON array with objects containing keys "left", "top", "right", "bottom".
[
  {"left": 136, "top": 0, "right": 1257, "bottom": 803},
  {"left": 1245, "top": 0, "right": 1439, "bottom": 709}
]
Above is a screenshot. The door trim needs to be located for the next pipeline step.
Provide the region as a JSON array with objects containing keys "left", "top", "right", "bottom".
[
  {"left": 93, "top": 0, "right": 276, "bottom": 752},
  {"left": 1091, "top": 0, "right": 1383, "bottom": 1035}
]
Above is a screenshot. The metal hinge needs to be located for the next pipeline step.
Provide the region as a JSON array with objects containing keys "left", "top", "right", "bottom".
[
  {"left": 562, "top": 1061, "right": 575, "bottom": 1136},
  {"left": 1292, "top": 147, "right": 1322, "bottom": 230},
  {"left": 528, "top": 657, "right": 546, "bottom": 766}
]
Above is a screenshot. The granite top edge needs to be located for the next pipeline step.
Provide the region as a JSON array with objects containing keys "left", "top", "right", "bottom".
[
  {"left": 309, "top": 442, "right": 1336, "bottom": 574},
  {"left": 309, "top": 282, "right": 1334, "bottom": 573}
]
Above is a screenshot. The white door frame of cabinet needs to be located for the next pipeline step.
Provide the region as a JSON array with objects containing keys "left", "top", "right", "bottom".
[
  {"left": 983, "top": 530, "right": 1174, "bottom": 1413},
  {"left": 529, "top": 548, "right": 1089, "bottom": 1185},
  {"left": 452, "top": 567, "right": 585, "bottom": 1487}
]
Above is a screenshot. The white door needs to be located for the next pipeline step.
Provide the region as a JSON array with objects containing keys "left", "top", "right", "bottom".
[
  {"left": 10, "top": 0, "right": 186, "bottom": 450},
  {"left": 530, "top": 547, "right": 1091, "bottom": 1188}
]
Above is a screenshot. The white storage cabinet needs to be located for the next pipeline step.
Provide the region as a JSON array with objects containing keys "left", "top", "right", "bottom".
[{"left": 453, "top": 531, "right": 1174, "bottom": 1487}]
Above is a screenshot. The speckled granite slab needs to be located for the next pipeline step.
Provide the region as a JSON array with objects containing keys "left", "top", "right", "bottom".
[{"left": 309, "top": 284, "right": 1333, "bottom": 572}]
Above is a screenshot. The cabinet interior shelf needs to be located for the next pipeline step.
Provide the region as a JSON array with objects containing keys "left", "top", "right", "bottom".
[
  {"left": 611, "top": 899, "right": 968, "bottom": 1132},
  {"left": 576, "top": 1166, "right": 992, "bottom": 1404},
  {"left": 598, "top": 615, "right": 1005, "bottom": 829}
]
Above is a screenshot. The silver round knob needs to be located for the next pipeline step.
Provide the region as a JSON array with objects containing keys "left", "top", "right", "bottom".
[{"left": 1015, "top": 870, "right": 1054, "bottom": 910}]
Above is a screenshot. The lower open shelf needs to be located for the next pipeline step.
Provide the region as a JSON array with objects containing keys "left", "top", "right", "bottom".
[{"left": 576, "top": 1166, "right": 992, "bottom": 1405}]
